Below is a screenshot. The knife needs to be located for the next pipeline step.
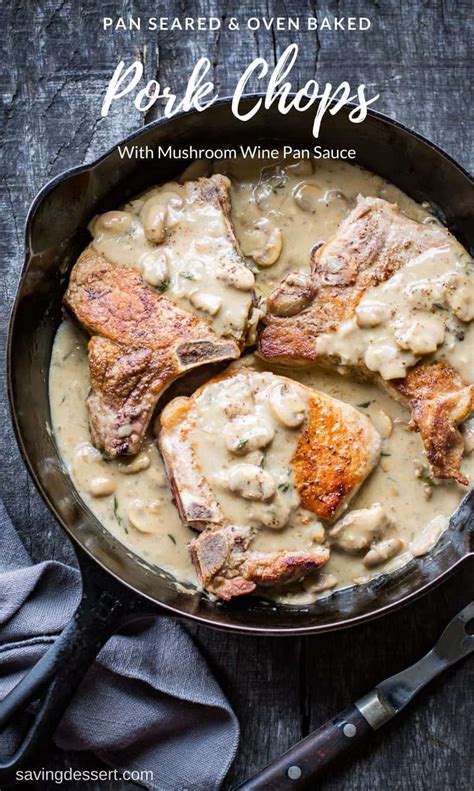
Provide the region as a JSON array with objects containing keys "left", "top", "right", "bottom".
[{"left": 236, "top": 602, "right": 474, "bottom": 790}]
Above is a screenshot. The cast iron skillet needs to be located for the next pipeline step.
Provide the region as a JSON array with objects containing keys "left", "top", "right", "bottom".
[{"left": 1, "top": 98, "right": 473, "bottom": 780}]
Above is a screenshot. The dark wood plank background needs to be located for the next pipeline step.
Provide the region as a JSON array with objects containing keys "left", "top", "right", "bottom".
[{"left": 1, "top": 1, "right": 473, "bottom": 789}]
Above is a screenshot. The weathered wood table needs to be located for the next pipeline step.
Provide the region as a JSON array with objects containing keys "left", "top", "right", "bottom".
[{"left": 1, "top": 1, "right": 473, "bottom": 788}]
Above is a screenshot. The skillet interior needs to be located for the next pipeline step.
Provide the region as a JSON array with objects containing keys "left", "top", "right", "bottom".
[{"left": 8, "top": 99, "right": 474, "bottom": 634}]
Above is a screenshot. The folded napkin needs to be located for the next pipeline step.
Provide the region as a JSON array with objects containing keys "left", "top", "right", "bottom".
[{"left": 0, "top": 499, "right": 239, "bottom": 790}]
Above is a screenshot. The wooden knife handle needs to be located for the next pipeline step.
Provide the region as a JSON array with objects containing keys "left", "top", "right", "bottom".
[{"left": 236, "top": 704, "right": 373, "bottom": 790}]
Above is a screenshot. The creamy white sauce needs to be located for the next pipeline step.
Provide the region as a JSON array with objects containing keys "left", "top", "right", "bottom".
[
  {"left": 50, "top": 323, "right": 473, "bottom": 602},
  {"left": 316, "top": 246, "right": 474, "bottom": 381},
  {"left": 90, "top": 179, "right": 254, "bottom": 342},
  {"left": 49, "top": 321, "right": 198, "bottom": 587},
  {"left": 49, "top": 155, "right": 474, "bottom": 604},
  {"left": 219, "top": 156, "right": 433, "bottom": 295}
]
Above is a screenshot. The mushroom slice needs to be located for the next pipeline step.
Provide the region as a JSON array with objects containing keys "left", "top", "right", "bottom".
[
  {"left": 223, "top": 415, "right": 275, "bottom": 455},
  {"left": 88, "top": 476, "right": 116, "bottom": 497},
  {"left": 269, "top": 382, "right": 306, "bottom": 427},
  {"left": 215, "top": 261, "right": 255, "bottom": 291},
  {"left": 363, "top": 537, "right": 404, "bottom": 567},
  {"left": 141, "top": 250, "right": 169, "bottom": 289},
  {"left": 251, "top": 228, "right": 283, "bottom": 267},
  {"left": 266, "top": 271, "right": 316, "bottom": 318},
  {"left": 189, "top": 291, "right": 223, "bottom": 317},
  {"left": 329, "top": 503, "right": 404, "bottom": 568},
  {"left": 226, "top": 465, "right": 276, "bottom": 501},
  {"left": 92, "top": 211, "right": 132, "bottom": 235},
  {"left": 141, "top": 196, "right": 168, "bottom": 244},
  {"left": 329, "top": 503, "right": 391, "bottom": 554},
  {"left": 294, "top": 183, "right": 321, "bottom": 212}
]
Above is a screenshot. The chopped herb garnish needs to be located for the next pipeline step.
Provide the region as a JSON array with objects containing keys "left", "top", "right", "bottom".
[
  {"left": 272, "top": 180, "right": 286, "bottom": 193},
  {"left": 62, "top": 350, "right": 74, "bottom": 361},
  {"left": 60, "top": 394, "right": 66, "bottom": 404},
  {"left": 167, "top": 533, "right": 177, "bottom": 545},
  {"left": 157, "top": 279, "right": 169, "bottom": 293},
  {"left": 381, "top": 452, "right": 391, "bottom": 457},
  {"left": 179, "top": 271, "right": 195, "bottom": 280},
  {"left": 420, "top": 474, "right": 436, "bottom": 487},
  {"left": 236, "top": 439, "right": 248, "bottom": 450},
  {"left": 357, "top": 401, "right": 373, "bottom": 408},
  {"left": 278, "top": 482, "right": 292, "bottom": 492},
  {"left": 245, "top": 260, "right": 260, "bottom": 273},
  {"left": 236, "top": 255, "right": 260, "bottom": 274},
  {"left": 113, "top": 496, "right": 128, "bottom": 532},
  {"left": 433, "top": 302, "right": 448, "bottom": 310},
  {"left": 455, "top": 330, "right": 465, "bottom": 341}
]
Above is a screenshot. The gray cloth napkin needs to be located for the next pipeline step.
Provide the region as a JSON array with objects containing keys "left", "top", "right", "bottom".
[{"left": 0, "top": 500, "right": 239, "bottom": 790}]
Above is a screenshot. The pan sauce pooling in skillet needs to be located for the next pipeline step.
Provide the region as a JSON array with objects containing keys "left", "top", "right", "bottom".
[
  {"left": 49, "top": 155, "right": 474, "bottom": 603},
  {"left": 50, "top": 324, "right": 473, "bottom": 602}
]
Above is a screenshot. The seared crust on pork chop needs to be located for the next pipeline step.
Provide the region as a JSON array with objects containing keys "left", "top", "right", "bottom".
[
  {"left": 259, "top": 196, "right": 473, "bottom": 483},
  {"left": 291, "top": 384, "right": 381, "bottom": 520},
  {"left": 64, "top": 248, "right": 239, "bottom": 457},
  {"left": 391, "top": 361, "right": 473, "bottom": 484}
]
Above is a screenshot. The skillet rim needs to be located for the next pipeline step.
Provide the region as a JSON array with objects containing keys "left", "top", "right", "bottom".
[
  {"left": 19, "top": 95, "right": 474, "bottom": 268},
  {"left": 7, "top": 96, "right": 474, "bottom": 636}
]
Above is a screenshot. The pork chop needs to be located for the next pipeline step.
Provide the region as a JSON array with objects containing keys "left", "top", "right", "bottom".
[
  {"left": 64, "top": 248, "right": 240, "bottom": 457},
  {"left": 158, "top": 368, "right": 381, "bottom": 599},
  {"left": 259, "top": 196, "right": 474, "bottom": 484},
  {"left": 90, "top": 174, "right": 256, "bottom": 347}
]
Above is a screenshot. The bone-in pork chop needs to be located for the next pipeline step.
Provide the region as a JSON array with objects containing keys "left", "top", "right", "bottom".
[
  {"left": 64, "top": 248, "right": 240, "bottom": 457},
  {"left": 259, "top": 196, "right": 474, "bottom": 484},
  {"left": 158, "top": 368, "right": 381, "bottom": 599}
]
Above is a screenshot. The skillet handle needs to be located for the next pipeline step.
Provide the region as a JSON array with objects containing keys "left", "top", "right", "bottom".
[
  {"left": 236, "top": 704, "right": 374, "bottom": 790},
  {"left": 0, "top": 549, "right": 148, "bottom": 783}
]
